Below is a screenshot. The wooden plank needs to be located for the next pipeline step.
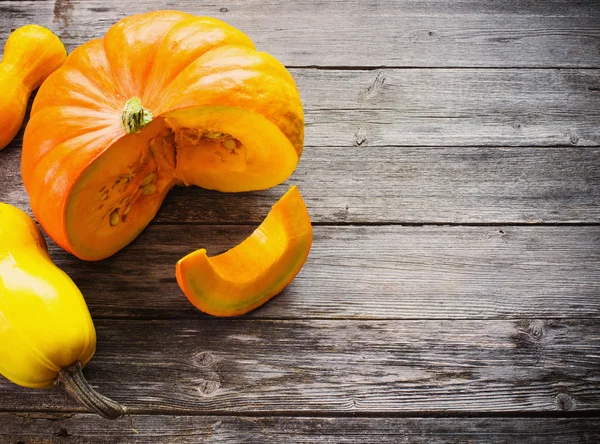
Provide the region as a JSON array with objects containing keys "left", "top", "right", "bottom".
[
  {"left": 2, "top": 414, "right": 600, "bottom": 443},
  {"left": 2, "top": 68, "right": 600, "bottom": 148},
  {"left": 291, "top": 68, "right": 600, "bottom": 148},
  {"left": 1, "top": 318, "right": 599, "bottom": 413},
  {"left": 36, "top": 225, "right": 600, "bottom": 320},
  {"left": 1, "top": 1, "right": 599, "bottom": 68},
  {"left": 2, "top": 144, "right": 600, "bottom": 224}
]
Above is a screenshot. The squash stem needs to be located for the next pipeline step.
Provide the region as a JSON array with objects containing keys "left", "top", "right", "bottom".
[
  {"left": 121, "top": 96, "right": 153, "bottom": 134},
  {"left": 54, "top": 362, "right": 126, "bottom": 419}
]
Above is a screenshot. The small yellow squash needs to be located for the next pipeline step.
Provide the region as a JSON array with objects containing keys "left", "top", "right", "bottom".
[
  {"left": 0, "top": 203, "right": 124, "bottom": 418},
  {"left": 0, "top": 24, "right": 66, "bottom": 150}
]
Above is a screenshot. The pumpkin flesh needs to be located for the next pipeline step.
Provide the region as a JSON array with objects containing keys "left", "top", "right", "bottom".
[
  {"left": 65, "top": 107, "right": 298, "bottom": 260},
  {"left": 21, "top": 12, "right": 304, "bottom": 261},
  {"left": 176, "top": 186, "right": 312, "bottom": 316}
]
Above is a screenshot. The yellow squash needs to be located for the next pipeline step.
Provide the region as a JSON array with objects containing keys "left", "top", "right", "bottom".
[
  {"left": 0, "top": 203, "right": 124, "bottom": 419},
  {"left": 0, "top": 24, "right": 66, "bottom": 150}
]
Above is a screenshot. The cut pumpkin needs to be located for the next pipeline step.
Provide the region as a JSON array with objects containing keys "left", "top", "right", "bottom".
[
  {"left": 176, "top": 186, "right": 312, "bottom": 316},
  {"left": 21, "top": 12, "right": 304, "bottom": 260}
]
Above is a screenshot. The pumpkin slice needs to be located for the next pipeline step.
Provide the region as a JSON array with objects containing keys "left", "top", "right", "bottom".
[
  {"left": 176, "top": 185, "right": 312, "bottom": 316},
  {"left": 21, "top": 12, "right": 304, "bottom": 261}
]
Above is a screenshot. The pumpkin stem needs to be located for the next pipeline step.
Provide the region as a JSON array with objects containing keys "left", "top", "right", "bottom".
[
  {"left": 54, "top": 362, "right": 126, "bottom": 419},
  {"left": 121, "top": 97, "right": 153, "bottom": 134}
]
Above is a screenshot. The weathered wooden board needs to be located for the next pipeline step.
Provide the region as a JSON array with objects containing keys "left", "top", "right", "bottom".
[
  {"left": 1, "top": 0, "right": 599, "bottom": 68},
  {"left": 34, "top": 225, "right": 599, "bottom": 320},
  {"left": 290, "top": 68, "right": 600, "bottom": 148},
  {"left": 2, "top": 144, "right": 600, "bottom": 225},
  {"left": 2, "top": 68, "right": 599, "bottom": 149},
  {"left": 2, "top": 414, "right": 599, "bottom": 444},
  {"left": 1, "top": 0, "right": 599, "bottom": 438},
  {"left": 1, "top": 319, "right": 598, "bottom": 413}
]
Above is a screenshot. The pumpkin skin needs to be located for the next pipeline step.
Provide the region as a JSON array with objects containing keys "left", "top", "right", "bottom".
[
  {"left": 0, "top": 25, "right": 66, "bottom": 150},
  {"left": 176, "top": 186, "right": 312, "bottom": 316},
  {"left": 21, "top": 11, "right": 304, "bottom": 260}
]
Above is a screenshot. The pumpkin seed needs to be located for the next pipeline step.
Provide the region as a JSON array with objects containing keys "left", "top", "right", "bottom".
[
  {"left": 109, "top": 210, "right": 120, "bottom": 226},
  {"left": 141, "top": 172, "right": 155, "bottom": 186},
  {"left": 100, "top": 190, "right": 109, "bottom": 200},
  {"left": 142, "top": 183, "right": 156, "bottom": 196},
  {"left": 222, "top": 138, "right": 236, "bottom": 151},
  {"left": 204, "top": 131, "right": 225, "bottom": 139},
  {"left": 121, "top": 196, "right": 130, "bottom": 204},
  {"left": 123, "top": 205, "right": 131, "bottom": 216}
]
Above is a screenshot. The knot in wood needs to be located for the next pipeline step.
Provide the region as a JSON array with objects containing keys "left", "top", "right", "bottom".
[
  {"left": 569, "top": 132, "right": 580, "bottom": 145},
  {"left": 354, "top": 128, "right": 367, "bottom": 146},
  {"left": 408, "top": 29, "right": 439, "bottom": 43},
  {"left": 359, "top": 71, "right": 386, "bottom": 102},
  {"left": 193, "top": 351, "right": 216, "bottom": 367},
  {"left": 197, "top": 379, "right": 221, "bottom": 396},
  {"left": 555, "top": 393, "right": 575, "bottom": 411},
  {"left": 526, "top": 320, "right": 546, "bottom": 341}
]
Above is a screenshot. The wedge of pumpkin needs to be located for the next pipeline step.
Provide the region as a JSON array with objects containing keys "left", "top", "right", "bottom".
[
  {"left": 176, "top": 186, "right": 312, "bottom": 316},
  {"left": 21, "top": 11, "right": 303, "bottom": 260}
]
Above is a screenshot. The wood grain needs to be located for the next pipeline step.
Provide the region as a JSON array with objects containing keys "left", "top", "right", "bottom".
[
  {"left": 2, "top": 68, "right": 600, "bottom": 149},
  {"left": 2, "top": 414, "right": 599, "bottom": 443},
  {"left": 1, "top": 318, "right": 598, "bottom": 414},
  {"left": 30, "top": 225, "right": 598, "bottom": 320},
  {"left": 2, "top": 143, "right": 600, "bottom": 225},
  {"left": 291, "top": 68, "right": 600, "bottom": 148},
  {"left": 1, "top": 1, "right": 599, "bottom": 68},
  {"left": 0, "top": 0, "right": 599, "bottom": 437}
]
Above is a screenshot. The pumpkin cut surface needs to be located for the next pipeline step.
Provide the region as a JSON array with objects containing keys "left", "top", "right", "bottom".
[
  {"left": 21, "top": 12, "right": 304, "bottom": 260},
  {"left": 176, "top": 186, "right": 312, "bottom": 316}
]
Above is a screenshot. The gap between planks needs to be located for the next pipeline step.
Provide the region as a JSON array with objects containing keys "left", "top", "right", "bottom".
[
  {"left": 287, "top": 66, "right": 600, "bottom": 70},
  {"left": 146, "top": 222, "right": 600, "bottom": 227},
  {"left": 2, "top": 409, "right": 600, "bottom": 419},
  {"left": 2, "top": 414, "right": 600, "bottom": 444}
]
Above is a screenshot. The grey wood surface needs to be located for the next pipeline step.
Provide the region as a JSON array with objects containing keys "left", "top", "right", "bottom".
[
  {"left": 1, "top": 0, "right": 599, "bottom": 68},
  {"left": 0, "top": 0, "right": 599, "bottom": 442},
  {"left": 2, "top": 414, "right": 599, "bottom": 444},
  {"left": 39, "top": 225, "right": 600, "bottom": 320},
  {"left": 1, "top": 319, "right": 598, "bottom": 413},
  {"left": 3, "top": 144, "right": 600, "bottom": 224}
]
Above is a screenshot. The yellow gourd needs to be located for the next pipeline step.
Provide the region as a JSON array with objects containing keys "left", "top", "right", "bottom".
[
  {"left": 0, "top": 24, "right": 66, "bottom": 150},
  {"left": 0, "top": 203, "right": 125, "bottom": 419}
]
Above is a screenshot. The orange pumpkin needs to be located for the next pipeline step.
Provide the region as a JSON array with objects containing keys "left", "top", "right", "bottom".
[
  {"left": 21, "top": 11, "right": 303, "bottom": 260},
  {"left": 176, "top": 186, "right": 312, "bottom": 316}
]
